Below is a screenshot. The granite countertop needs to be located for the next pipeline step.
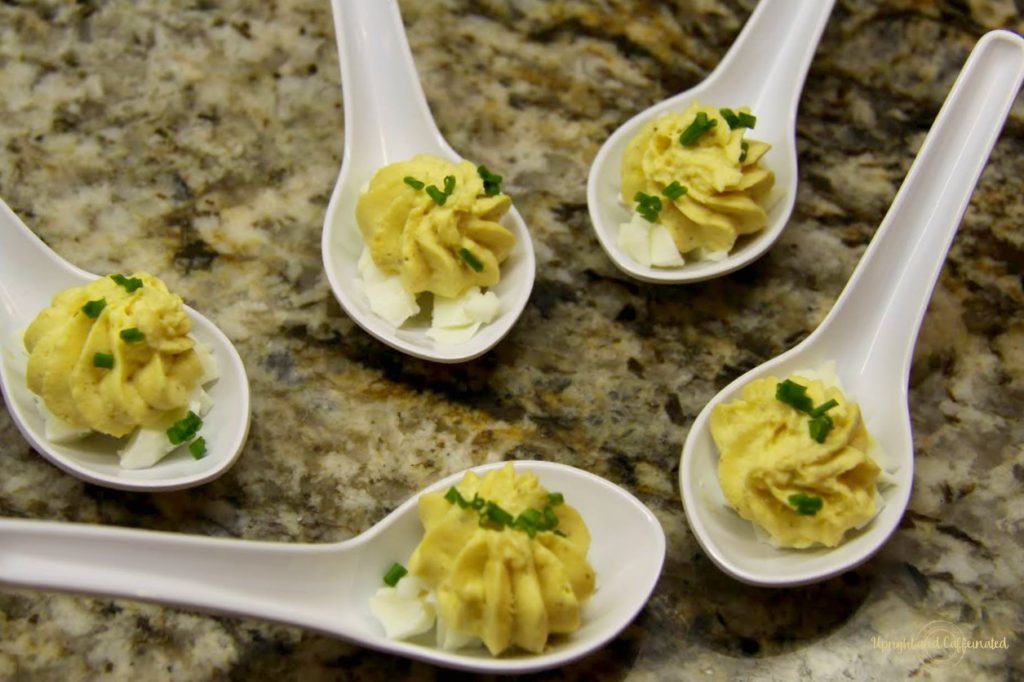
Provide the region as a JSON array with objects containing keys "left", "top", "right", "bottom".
[{"left": 1, "top": 0, "right": 1022, "bottom": 679}]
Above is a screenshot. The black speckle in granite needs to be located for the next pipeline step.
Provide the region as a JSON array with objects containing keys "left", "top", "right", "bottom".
[
  {"left": 626, "top": 356, "right": 644, "bottom": 378},
  {"left": 173, "top": 237, "right": 218, "bottom": 273},
  {"left": 531, "top": 278, "right": 580, "bottom": 319},
  {"left": 935, "top": 525, "right": 993, "bottom": 559},
  {"left": 263, "top": 350, "right": 297, "bottom": 383},
  {"left": 615, "top": 303, "right": 637, "bottom": 323},
  {"left": 904, "top": 562, "right": 931, "bottom": 598},
  {"left": 663, "top": 393, "right": 686, "bottom": 427},
  {"left": 171, "top": 172, "right": 194, "bottom": 202}
]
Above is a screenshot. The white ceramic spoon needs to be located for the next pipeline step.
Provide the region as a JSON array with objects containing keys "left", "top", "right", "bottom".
[
  {"left": 679, "top": 30, "right": 1024, "bottom": 587},
  {"left": 0, "top": 460, "right": 665, "bottom": 674},
  {"left": 587, "top": 0, "right": 835, "bottom": 283},
  {"left": 321, "top": 0, "right": 536, "bottom": 363},
  {"left": 0, "top": 198, "right": 251, "bottom": 492}
]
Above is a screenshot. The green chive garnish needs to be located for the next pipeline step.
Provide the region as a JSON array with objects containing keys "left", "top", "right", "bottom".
[
  {"left": 167, "top": 411, "right": 202, "bottom": 445},
  {"left": 459, "top": 248, "right": 484, "bottom": 272},
  {"left": 477, "top": 165, "right": 503, "bottom": 196},
  {"left": 81, "top": 298, "right": 107, "bottom": 319},
  {"left": 483, "top": 502, "right": 515, "bottom": 528},
  {"left": 634, "top": 191, "right": 663, "bottom": 223},
  {"left": 119, "top": 328, "right": 145, "bottom": 343},
  {"left": 189, "top": 437, "right": 207, "bottom": 459},
  {"left": 111, "top": 274, "right": 144, "bottom": 293},
  {"left": 739, "top": 140, "right": 750, "bottom": 163},
  {"left": 444, "top": 486, "right": 470, "bottom": 508},
  {"left": 383, "top": 562, "right": 408, "bottom": 587},
  {"left": 679, "top": 112, "right": 717, "bottom": 146},
  {"left": 425, "top": 185, "right": 447, "bottom": 206},
  {"left": 720, "top": 108, "right": 757, "bottom": 130},
  {"left": 808, "top": 414, "right": 834, "bottom": 443},
  {"left": 788, "top": 493, "right": 823, "bottom": 516},
  {"left": 93, "top": 352, "right": 114, "bottom": 369},
  {"left": 403, "top": 176, "right": 425, "bottom": 190},
  {"left": 661, "top": 181, "right": 687, "bottom": 201},
  {"left": 776, "top": 379, "right": 814, "bottom": 413},
  {"left": 445, "top": 487, "right": 566, "bottom": 537},
  {"left": 777, "top": 380, "right": 842, "bottom": 442},
  {"left": 443, "top": 175, "right": 456, "bottom": 195}
]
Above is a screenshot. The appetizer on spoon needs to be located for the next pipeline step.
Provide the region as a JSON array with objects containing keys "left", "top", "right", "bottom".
[
  {"left": 0, "top": 197, "right": 250, "bottom": 492},
  {"left": 679, "top": 30, "right": 1024, "bottom": 586},
  {"left": 587, "top": 0, "right": 835, "bottom": 283},
  {"left": 0, "top": 460, "right": 665, "bottom": 675},
  {"left": 321, "top": 0, "right": 536, "bottom": 363}
]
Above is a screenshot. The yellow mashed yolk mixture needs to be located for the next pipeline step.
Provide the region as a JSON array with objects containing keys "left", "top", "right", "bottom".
[
  {"left": 621, "top": 101, "right": 774, "bottom": 255},
  {"left": 356, "top": 154, "right": 516, "bottom": 299},
  {"left": 409, "top": 463, "right": 596, "bottom": 655},
  {"left": 710, "top": 375, "right": 881, "bottom": 548},
  {"left": 24, "top": 273, "right": 204, "bottom": 438}
]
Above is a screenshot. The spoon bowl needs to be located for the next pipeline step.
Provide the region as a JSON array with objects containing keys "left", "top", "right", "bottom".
[
  {"left": 587, "top": 0, "right": 834, "bottom": 283},
  {"left": 0, "top": 197, "right": 251, "bottom": 492},
  {"left": 679, "top": 30, "right": 1024, "bottom": 586},
  {"left": 321, "top": 0, "right": 536, "bottom": 363},
  {"left": 0, "top": 460, "right": 665, "bottom": 674}
]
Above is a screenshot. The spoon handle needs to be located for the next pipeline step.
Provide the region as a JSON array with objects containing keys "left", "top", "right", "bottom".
[
  {"left": 708, "top": 0, "right": 835, "bottom": 118},
  {"left": 330, "top": 0, "right": 453, "bottom": 167},
  {"left": 818, "top": 31, "right": 1024, "bottom": 379},
  {"left": 0, "top": 519, "right": 359, "bottom": 634}
]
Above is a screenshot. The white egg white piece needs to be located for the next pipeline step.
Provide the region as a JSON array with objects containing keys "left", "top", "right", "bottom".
[
  {"left": 356, "top": 248, "right": 421, "bottom": 327},
  {"left": 369, "top": 574, "right": 436, "bottom": 640}
]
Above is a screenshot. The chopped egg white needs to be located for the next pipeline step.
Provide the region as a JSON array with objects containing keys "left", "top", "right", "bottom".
[
  {"left": 369, "top": 574, "right": 482, "bottom": 650},
  {"left": 356, "top": 248, "right": 421, "bottom": 327},
  {"left": 117, "top": 389, "right": 215, "bottom": 469},
  {"left": 355, "top": 247, "right": 502, "bottom": 346},
  {"left": 617, "top": 211, "right": 730, "bottom": 267},
  {"left": 427, "top": 287, "right": 500, "bottom": 345},
  {"left": 369, "top": 574, "right": 436, "bottom": 640},
  {"left": 617, "top": 213, "right": 685, "bottom": 268}
]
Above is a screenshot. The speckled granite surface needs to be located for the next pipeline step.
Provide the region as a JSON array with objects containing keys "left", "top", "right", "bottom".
[{"left": 1, "top": 0, "right": 1022, "bottom": 679}]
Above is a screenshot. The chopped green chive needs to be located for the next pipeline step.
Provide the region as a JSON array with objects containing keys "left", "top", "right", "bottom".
[
  {"left": 482, "top": 502, "right": 515, "bottom": 528},
  {"left": 444, "top": 487, "right": 566, "bottom": 537},
  {"left": 777, "top": 380, "right": 843, "bottom": 442},
  {"left": 425, "top": 185, "right": 447, "bottom": 206},
  {"left": 661, "top": 181, "right": 687, "bottom": 201},
  {"left": 167, "top": 411, "right": 202, "bottom": 445},
  {"left": 403, "top": 176, "right": 425, "bottom": 190},
  {"left": 477, "top": 165, "right": 503, "bottom": 196},
  {"left": 739, "top": 140, "right": 750, "bottom": 163},
  {"left": 81, "top": 298, "right": 107, "bottom": 319},
  {"left": 111, "top": 274, "right": 144, "bottom": 293},
  {"left": 554, "top": 529, "right": 567, "bottom": 538},
  {"left": 776, "top": 379, "right": 815, "bottom": 413},
  {"left": 809, "top": 414, "right": 834, "bottom": 443},
  {"left": 93, "top": 352, "right": 114, "bottom": 369},
  {"left": 383, "top": 562, "right": 408, "bottom": 587},
  {"left": 810, "top": 399, "right": 839, "bottom": 417},
  {"left": 119, "top": 328, "right": 146, "bottom": 343},
  {"left": 189, "top": 437, "right": 207, "bottom": 459},
  {"left": 634, "top": 191, "right": 663, "bottom": 223},
  {"left": 459, "top": 248, "right": 484, "bottom": 272},
  {"left": 720, "top": 108, "right": 757, "bottom": 130},
  {"left": 443, "top": 175, "right": 456, "bottom": 195},
  {"left": 444, "top": 486, "right": 470, "bottom": 508},
  {"left": 788, "top": 493, "right": 824, "bottom": 516},
  {"left": 679, "top": 111, "right": 717, "bottom": 146}
]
